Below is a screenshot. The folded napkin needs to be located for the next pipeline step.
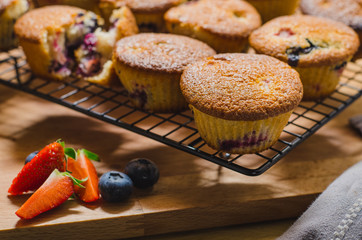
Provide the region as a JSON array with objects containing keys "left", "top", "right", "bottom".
[{"left": 278, "top": 161, "right": 362, "bottom": 240}]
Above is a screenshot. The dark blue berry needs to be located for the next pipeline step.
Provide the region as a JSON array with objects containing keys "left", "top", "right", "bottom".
[
  {"left": 98, "top": 171, "right": 133, "bottom": 202},
  {"left": 286, "top": 38, "right": 318, "bottom": 67},
  {"left": 25, "top": 151, "right": 39, "bottom": 165},
  {"left": 124, "top": 158, "right": 159, "bottom": 189}
]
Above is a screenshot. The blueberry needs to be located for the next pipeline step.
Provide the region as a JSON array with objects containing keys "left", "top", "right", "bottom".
[
  {"left": 124, "top": 158, "right": 159, "bottom": 189},
  {"left": 25, "top": 151, "right": 39, "bottom": 165},
  {"left": 286, "top": 38, "right": 318, "bottom": 67},
  {"left": 98, "top": 171, "right": 133, "bottom": 202}
]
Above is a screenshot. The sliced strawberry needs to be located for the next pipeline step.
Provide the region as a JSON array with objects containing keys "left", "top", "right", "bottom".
[
  {"left": 67, "top": 149, "right": 100, "bottom": 202},
  {"left": 8, "top": 141, "right": 65, "bottom": 195},
  {"left": 15, "top": 169, "right": 74, "bottom": 219}
]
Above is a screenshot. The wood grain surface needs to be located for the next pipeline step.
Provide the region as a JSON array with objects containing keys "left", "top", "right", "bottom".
[{"left": 0, "top": 83, "right": 361, "bottom": 240}]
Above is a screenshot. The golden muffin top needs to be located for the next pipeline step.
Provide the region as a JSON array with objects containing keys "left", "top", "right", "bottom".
[
  {"left": 15, "top": 5, "right": 85, "bottom": 43},
  {"left": 164, "top": 0, "right": 261, "bottom": 38},
  {"left": 249, "top": 15, "right": 359, "bottom": 67},
  {"left": 114, "top": 33, "right": 216, "bottom": 73},
  {"left": 300, "top": 0, "right": 362, "bottom": 30},
  {"left": 100, "top": 0, "right": 184, "bottom": 13},
  {"left": 180, "top": 54, "right": 303, "bottom": 121}
]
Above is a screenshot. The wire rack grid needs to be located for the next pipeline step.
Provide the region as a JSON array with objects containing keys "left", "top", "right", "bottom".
[{"left": 0, "top": 49, "right": 361, "bottom": 176}]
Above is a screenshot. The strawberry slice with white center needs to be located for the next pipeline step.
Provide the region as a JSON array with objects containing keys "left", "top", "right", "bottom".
[
  {"left": 15, "top": 169, "right": 85, "bottom": 219},
  {"left": 67, "top": 149, "right": 100, "bottom": 203}
]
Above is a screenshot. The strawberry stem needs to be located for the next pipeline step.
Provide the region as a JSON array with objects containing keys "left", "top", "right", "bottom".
[{"left": 56, "top": 139, "right": 65, "bottom": 148}]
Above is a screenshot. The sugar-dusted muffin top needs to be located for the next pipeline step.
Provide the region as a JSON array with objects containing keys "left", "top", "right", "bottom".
[
  {"left": 249, "top": 15, "right": 360, "bottom": 67},
  {"left": 300, "top": 0, "right": 362, "bottom": 31},
  {"left": 100, "top": 0, "right": 184, "bottom": 13},
  {"left": 15, "top": 5, "right": 85, "bottom": 43},
  {"left": 165, "top": 0, "right": 261, "bottom": 38},
  {"left": 181, "top": 54, "right": 303, "bottom": 121},
  {"left": 114, "top": 33, "right": 216, "bottom": 73}
]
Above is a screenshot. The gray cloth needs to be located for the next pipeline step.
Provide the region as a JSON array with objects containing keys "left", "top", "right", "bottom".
[{"left": 278, "top": 161, "right": 362, "bottom": 240}]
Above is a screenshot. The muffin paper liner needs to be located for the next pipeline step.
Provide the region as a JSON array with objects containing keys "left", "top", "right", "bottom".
[
  {"left": 295, "top": 61, "right": 348, "bottom": 101},
  {"left": 115, "top": 63, "right": 188, "bottom": 113},
  {"left": 0, "top": 18, "right": 17, "bottom": 51},
  {"left": 190, "top": 105, "right": 292, "bottom": 154},
  {"left": 246, "top": 0, "right": 299, "bottom": 22},
  {"left": 166, "top": 22, "right": 249, "bottom": 53}
]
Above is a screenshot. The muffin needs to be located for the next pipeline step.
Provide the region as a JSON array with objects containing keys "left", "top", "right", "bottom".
[
  {"left": 15, "top": 5, "right": 138, "bottom": 84},
  {"left": 249, "top": 15, "right": 360, "bottom": 100},
  {"left": 164, "top": 0, "right": 261, "bottom": 53},
  {"left": 245, "top": 0, "right": 299, "bottom": 22},
  {"left": 33, "top": 0, "right": 100, "bottom": 13},
  {"left": 180, "top": 54, "right": 303, "bottom": 154},
  {"left": 113, "top": 33, "right": 216, "bottom": 113},
  {"left": 300, "top": 0, "right": 362, "bottom": 52},
  {"left": 0, "top": 0, "right": 29, "bottom": 51},
  {"left": 76, "top": 6, "right": 139, "bottom": 86},
  {"left": 99, "top": 0, "right": 185, "bottom": 32}
]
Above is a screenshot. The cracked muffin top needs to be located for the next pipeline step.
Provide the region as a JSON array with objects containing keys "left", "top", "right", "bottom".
[
  {"left": 249, "top": 15, "right": 359, "bottom": 67},
  {"left": 14, "top": 5, "right": 86, "bottom": 43},
  {"left": 165, "top": 0, "right": 261, "bottom": 38},
  {"left": 180, "top": 53, "right": 303, "bottom": 121},
  {"left": 300, "top": 0, "right": 362, "bottom": 31},
  {"left": 114, "top": 33, "right": 216, "bottom": 73}
]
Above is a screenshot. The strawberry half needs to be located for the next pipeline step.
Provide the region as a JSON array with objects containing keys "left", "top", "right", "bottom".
[
  {"left": 67, "top": 149, "right": 100, "bottom": 202},
  {"left": 8, "top": 141, "right": 65, "bottom": 195},
  {"left": 15, "top": 169, "right": 82, "bottom": 219}
]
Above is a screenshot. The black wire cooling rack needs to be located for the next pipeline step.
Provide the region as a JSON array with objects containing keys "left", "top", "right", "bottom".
[{"left": 1, "top": 49, "right": 361, "bottom": 176}]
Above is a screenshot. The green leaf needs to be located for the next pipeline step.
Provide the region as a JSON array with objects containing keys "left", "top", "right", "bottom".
[
  {"left": 65, "top": 147, "right": 76, "bottom": 160},
  {"left": 62, "top": 171, "right": 87, "bottom": 188},
  {"left": 79, "top": 149, "right": 100, "bottom": 162}
]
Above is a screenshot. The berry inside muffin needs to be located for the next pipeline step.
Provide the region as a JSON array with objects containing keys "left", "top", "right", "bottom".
[
  {"left": 15, "top": 5, "right": 138, "bottom": 84},
  {"left": 47, "top": 11, "right": 101, "bottom": 78}
]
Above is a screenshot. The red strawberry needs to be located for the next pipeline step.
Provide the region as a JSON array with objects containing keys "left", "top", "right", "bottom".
[
  {"left": 67, "top": 149, "right": 100, "bottom": 202},
  {"left": 16, "top": 169, "right": 76, "bottom": 219},
  {"left": 8, "top": 141, "right": 65, "bottom": 195}
]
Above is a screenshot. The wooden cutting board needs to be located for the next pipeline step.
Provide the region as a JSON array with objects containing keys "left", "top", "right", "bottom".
[{"left": 0, "top": 84, "right": 361, "bottom": 240}]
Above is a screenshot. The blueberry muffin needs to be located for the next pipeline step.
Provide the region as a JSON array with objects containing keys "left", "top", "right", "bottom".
[
  {"left": 113, "top": 33, "right": 216, "bottom": 112},
  {"left": 245, "top": 0, "right": 299, "bottom": 22},
  {"left": 180, "top": 53, "right": 303, "bottom": 154},
  {"left": 300, "top": 0, "right": 362, "bottom": 31},
  {"left": 15, "top": 5, "right": 138, "bottom": 84},
  {"left": 0, "top": 0, "right": 29, "bottom": 51},
  {"left": 164, "top": 0, "right": 261, "bottom": 53},
  {"left": 300, "top": 0, "right": 362, "bottom": 51},
  {"left": 249, "top": 15, "right": 359, "bottom": 100}
]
